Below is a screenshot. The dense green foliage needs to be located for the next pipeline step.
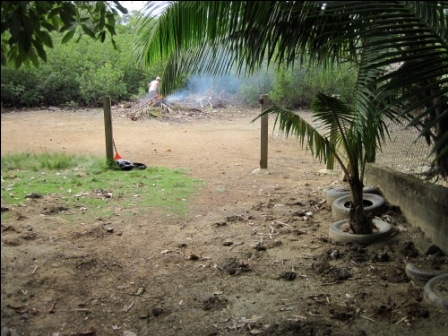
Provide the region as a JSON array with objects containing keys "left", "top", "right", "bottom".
[
  {"left": 270, "top": 65, "right": 357, "bottom": 108},
  {"left": 1, "top": 20, "right": 164, "bottom": 106}
]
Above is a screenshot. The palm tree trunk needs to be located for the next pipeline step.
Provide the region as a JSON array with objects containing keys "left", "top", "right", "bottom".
[{"left": 348, "top": 179, "right": 373, "bottom": 234}]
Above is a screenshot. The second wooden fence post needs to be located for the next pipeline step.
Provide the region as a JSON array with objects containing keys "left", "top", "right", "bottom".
[{"left": 260, "top": 94, "right": 269, "bottom": 170}]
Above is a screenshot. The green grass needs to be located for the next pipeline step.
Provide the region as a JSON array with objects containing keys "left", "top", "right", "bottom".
[{"left": 1, "top": 152, "right": 205, "bottom": 222}]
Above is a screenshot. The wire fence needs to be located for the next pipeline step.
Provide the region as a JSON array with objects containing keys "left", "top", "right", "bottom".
[
  {"left": 376, "top": 118, "right": 447, "bottom": 188},
  {"left": 296, "top": 111, "right": 447, "bottom": 188}
]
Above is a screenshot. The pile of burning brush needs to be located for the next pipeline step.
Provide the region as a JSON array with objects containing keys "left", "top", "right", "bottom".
[
  {"left": 126, "top": 96, "right": 172, "bottom": 121},
  {"left": 126, "top": 90, "right": 231, "bottom": 121}
]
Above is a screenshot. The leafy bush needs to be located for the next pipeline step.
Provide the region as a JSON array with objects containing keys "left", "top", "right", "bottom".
[
  {"left": 269, "top": 64, "right": 357, "bottom": 109},
  {"left": 78, "top": 62, "right": 128, "bottom": 105},
  {"left": 239, "top": 72, "right": 274, "bottom": 106},
  {"left": 1, "top": 67, "right": 43, "bottom": 106},
  {"left": 0, "top": 15, "right": 164, "bottom": 108}
]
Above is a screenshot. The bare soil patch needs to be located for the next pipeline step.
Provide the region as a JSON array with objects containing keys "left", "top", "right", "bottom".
[{"left": 1, "top": 105, "right": 447, "bottom": 336}]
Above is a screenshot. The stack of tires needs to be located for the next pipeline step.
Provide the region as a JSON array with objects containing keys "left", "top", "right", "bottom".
[
  {"left": 323, "top": 185, "right": 379, "bottom": 207},
  {"left": 323, "top": 185, "right": 448, "bottom": 310},
  {"left": 323, "top": 185, "right": 392, "bottom": 244},
  {"left": 322, "top": 185, "right": 386, "bottom": 221}
]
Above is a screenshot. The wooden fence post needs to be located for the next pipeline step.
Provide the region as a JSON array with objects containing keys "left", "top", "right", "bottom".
[
  {"left": 260, "top": 94, "right": 269, "bottom": 170},
  {"left": 103, "top": 96, "right": 114, "bottom": 167}
]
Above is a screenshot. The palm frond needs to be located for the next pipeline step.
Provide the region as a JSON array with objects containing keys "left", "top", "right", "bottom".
[{"left": 251, "top": 104, "right": 336, "bottom": 166}]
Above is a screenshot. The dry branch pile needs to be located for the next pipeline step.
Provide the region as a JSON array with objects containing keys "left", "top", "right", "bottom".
[{"left": 126, "top": 90, "right": 232, "bottom": 121}]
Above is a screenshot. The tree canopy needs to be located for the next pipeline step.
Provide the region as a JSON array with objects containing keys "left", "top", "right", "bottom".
[{"left": 1, "top": 1, "right": 128, "bottom": 68}]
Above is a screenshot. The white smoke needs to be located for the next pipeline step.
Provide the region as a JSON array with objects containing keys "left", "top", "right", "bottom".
[{"left": 166, "top": 75, "right": 243, "bottom": 103}]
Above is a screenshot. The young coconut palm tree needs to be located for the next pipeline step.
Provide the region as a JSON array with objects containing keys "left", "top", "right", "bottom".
[
  {"left": 256, "top": 91, "right": 387, "bottom": 234},
  {"left": 136, "top": 1, "right": 448, "bottom": 234}
]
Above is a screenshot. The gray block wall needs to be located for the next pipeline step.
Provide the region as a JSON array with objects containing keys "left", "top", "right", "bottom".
[{"left": 364, "top": 163, "right": 448, "bottom": 255}]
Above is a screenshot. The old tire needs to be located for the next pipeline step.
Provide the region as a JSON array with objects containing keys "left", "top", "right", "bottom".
[
  {"left": 405, "top": 263, "right": 447, "bottom": 282},
  {"left": 324, "top": 186, "right": 350, "bottom": 205},
  {"left": 331, "top": 193, "right": 386, "bottom": 221},
  {"left": 423, "top": 273, "right": 448, "bottom": 310},
  {"left": 328, "top": 218, "right": 393, "bottom": 244},
  {"left": 324, "top": 185, "right": 379, "bottom": 206}
]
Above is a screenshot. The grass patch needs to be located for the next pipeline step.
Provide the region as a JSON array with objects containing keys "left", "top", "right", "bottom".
[{"left": 1, "top": 152, "right": 204, "bottom": 222}]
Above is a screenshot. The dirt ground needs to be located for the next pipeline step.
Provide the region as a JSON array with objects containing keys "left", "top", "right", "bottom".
[{"left": 1, "top": 105, "right": 447, "bottom": 336}]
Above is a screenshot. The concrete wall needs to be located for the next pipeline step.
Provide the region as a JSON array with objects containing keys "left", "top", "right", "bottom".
[{"left": 364, "top": 163, "right": 448, "bottom": 255}]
